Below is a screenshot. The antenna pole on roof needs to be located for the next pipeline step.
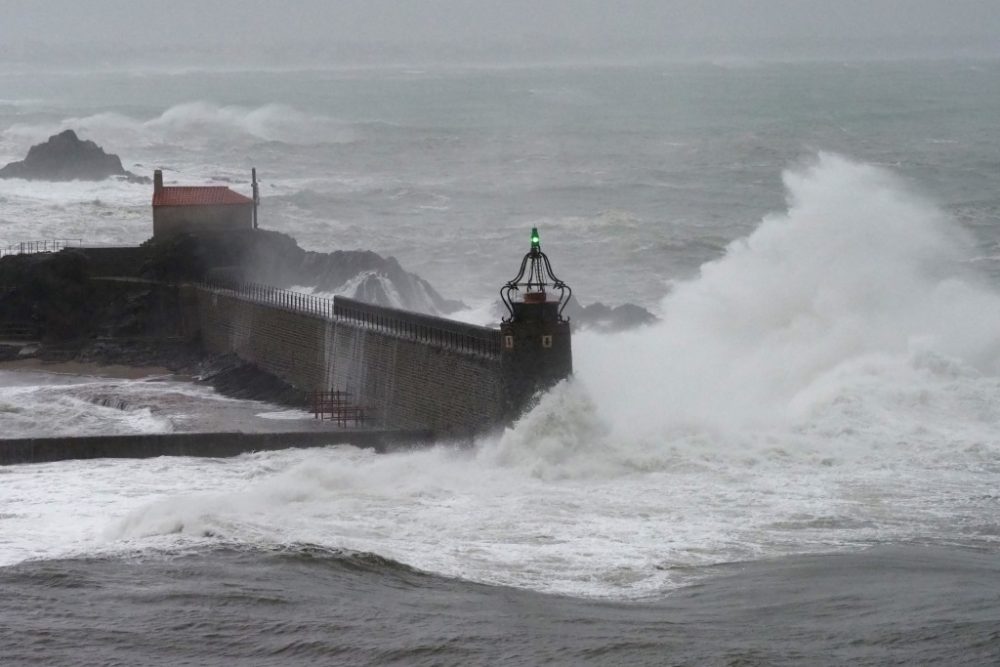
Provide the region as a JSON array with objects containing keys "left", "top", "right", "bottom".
[{"left": 251, "top": 167, "right": 259, "bottom": 229}]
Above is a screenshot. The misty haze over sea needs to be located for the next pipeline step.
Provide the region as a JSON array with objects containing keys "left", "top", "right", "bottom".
[
  {"left": 2, "top": 2, "right": 1000, "bottom": 665},
  {"left": 3, "top": 0, "right": 1000, "bottom": 69}
]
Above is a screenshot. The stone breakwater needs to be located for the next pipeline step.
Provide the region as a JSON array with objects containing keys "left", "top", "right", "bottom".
[
  {"left": 194, "top": 283, "right": 506, "bottom": 436},
  {"left": 0, "top": 229, "right": 576, "bottom": 449},
  {"left": 2, "top": 276, "right": 511, "bottom": 439}
]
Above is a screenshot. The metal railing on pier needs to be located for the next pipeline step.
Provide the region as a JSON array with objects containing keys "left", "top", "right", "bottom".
[
  {"left": 0, "top": 239, "right": 83, "bottom": 258},
  {"left": 199, "top": 281, "right": 501, "bottom": 358},
  {"left": 206, "top": 281, "right": 336, "bottom": 319},
  {"left": 333, "top": 296, "right": 502, "bottom": 358}
]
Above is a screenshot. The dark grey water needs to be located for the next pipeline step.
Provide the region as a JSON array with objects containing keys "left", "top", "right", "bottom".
[{"left": 2, "top": 545, "right": 998, "bottom": 666}]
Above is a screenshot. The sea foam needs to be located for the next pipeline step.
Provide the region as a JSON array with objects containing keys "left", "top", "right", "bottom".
[
  {"left": 6, "top": 155, "right": 1000, "bottom": 599},
  {"left": 578, "top": 153, "right": 1000, "bottom": 441}
]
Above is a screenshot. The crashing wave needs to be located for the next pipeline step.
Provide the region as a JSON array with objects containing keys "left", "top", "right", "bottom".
[{"left": 2, "top": 102, "right": 356, "bottom": 150}]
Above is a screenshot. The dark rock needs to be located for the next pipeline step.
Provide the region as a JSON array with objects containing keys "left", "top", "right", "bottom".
[
  {"left": 0, "top": 344, "right": 25, "bottom": 362},
  {"left": 0, "top": 129, "right": 150, "bottom": 183},
  {"left": 41, "top": 339, "right": 304, "bottom": 407},
  {"left": 0, "top": 250, "right": 94, "bottom": 342},
  {"left": 562, "top": 295, "right": 658, "bottom": 332},
  {"left": 139, "top": 229, "right": 464, "bottom": 315},
  {"left": 195, "top": 353, "right": 308, "bottom": 407},
  {"left": 74, "top": 340, "right": 203, "bottom": 371},
  {"left": 491, "top": 295, "right": 658, "bottom": 331},
  {"left": 0, "top": 228, "right": 466, "bottom": 359},
  {"left": 301, "top": 250, "right": 464, "bottom": 314}
]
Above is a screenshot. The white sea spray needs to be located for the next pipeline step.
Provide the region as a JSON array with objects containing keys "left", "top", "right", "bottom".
[{"left": 6, "top": 155, "right": 1000, "bottom": 598}]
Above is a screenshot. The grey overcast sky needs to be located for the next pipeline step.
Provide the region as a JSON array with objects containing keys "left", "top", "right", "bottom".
[{"left": 2, "top": 0, "right": 999, "bottom": 66}]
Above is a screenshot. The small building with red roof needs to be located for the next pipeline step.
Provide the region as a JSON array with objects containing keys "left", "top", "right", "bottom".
[{"left": 152, "top": 169, "right": 255, "bottom": 237}]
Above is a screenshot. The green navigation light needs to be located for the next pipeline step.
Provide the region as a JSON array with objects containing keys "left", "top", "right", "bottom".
[{"left": 530, "top": 227, "right": 540, "bottom": 249}]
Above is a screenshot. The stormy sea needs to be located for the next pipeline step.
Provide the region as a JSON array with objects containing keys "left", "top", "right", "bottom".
[{"left": 2, "top": 60, "right": 1000, "bottom": 665}]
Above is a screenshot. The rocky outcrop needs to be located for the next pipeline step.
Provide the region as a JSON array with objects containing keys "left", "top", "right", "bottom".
[
  {"left": 194, "top": 353, "right": 308, "bottom": 407},
  {"left": 299, "top": 250, "right": 464, "bottom": 314},
  {"left": 0, "top": 129, "right": 149, "bottom": 183},
  {"left": 490, "top": 295, "right": 658, "bottom": 332},
  {"left": 562, "top": 296, "right": 658, "bottom": 332},
  {"left": 141, "top": 230, "right": 464, "bottom": 314},
  {"left": 0, "top": 250, "right": 94, "bottom": 342},
  {"left": 0, "top": 232, "right": 656, "bottom": 345}
]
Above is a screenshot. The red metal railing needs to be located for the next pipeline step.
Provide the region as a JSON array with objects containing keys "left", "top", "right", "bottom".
[{"left": 311, "top": 390, "right": 369, "bottom": 427}]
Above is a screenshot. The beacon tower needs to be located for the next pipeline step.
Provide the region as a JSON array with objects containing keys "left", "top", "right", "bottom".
[{"left": 500, "top": 228, "right": 573, "bottom": 418}]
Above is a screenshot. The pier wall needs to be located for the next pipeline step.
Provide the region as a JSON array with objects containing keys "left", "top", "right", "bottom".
[
  {"left": 194, "top": 286, "right": 504, "bottom": 436},
  {"left": 0, "top": 429, "right": 433, "bottom": 466}
]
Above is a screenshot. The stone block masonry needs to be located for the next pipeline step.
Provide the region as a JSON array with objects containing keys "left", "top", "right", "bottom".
[
  {"left": 0, "top": 240, "right": 570, "bottom": 447},
  {"left": 195, "top": 285, "right": 505, "bottom": 437}
]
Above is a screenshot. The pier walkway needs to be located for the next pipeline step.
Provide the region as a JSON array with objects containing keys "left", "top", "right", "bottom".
[{"left": 0, "top": 429, "right": 433, "bottom": 466}]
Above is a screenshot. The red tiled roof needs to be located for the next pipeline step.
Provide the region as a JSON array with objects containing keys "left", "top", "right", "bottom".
[{"left": 153, "top": 186, "right": 253, "bottom": 207}]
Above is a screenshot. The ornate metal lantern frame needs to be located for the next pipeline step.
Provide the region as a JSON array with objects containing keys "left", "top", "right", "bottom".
[{"left": 501, "top": 227, "right": 572, "bottom": 322}]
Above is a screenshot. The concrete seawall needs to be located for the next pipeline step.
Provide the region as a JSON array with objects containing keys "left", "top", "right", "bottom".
[
  {"left": 1, "top": 241, "right": 573, "bottom": 463},
  {"left": 196, "top": 285, "right": 505, "bottom": 436},
  {"left": 0, "top": 429, "right": 433, "bottom": 466}
]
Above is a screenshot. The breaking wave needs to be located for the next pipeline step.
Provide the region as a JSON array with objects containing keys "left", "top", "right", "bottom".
[
  {"left": 479, "top": 153, "right": 1000, "bottom": 483},
  {"left": 8, "top": 154, "right": 1000, "bottom": 599},
  {"left": 1, "top": 101, "right": 356, "bottom": 150},
  {"left": 579, "top": 153, "right": 1000, "bottom": 440},
  {"left": 291, "top": 271, "right": 445, "bottom": 314},
  {"left": 0, "top": 379, "right": 171, "bottom": 438}
]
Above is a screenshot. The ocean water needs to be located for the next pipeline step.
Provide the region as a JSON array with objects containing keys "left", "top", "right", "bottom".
[{"left": 2, "top": 60, "right": 1000, "bottom": 664}]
